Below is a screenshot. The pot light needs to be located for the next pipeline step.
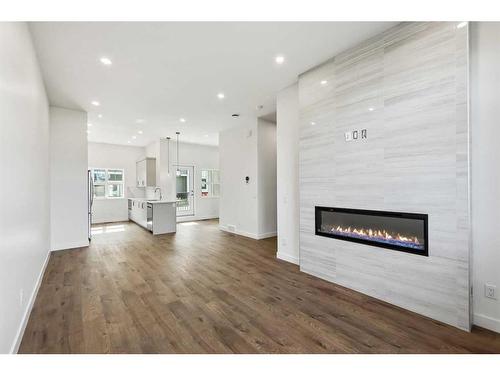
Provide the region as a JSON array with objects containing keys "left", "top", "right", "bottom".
[
  {"left": 179, "top": 118, "right": 186, "bottom": 123},
  {"left": 310, "top": 121, "right": 316, "bottom": 126},
  {"left": 132, "top": 135, "right": 137, "bottom": 139},
  {"left": 457, "top": 22, "right": 468, "bottom": 29},
  {"left": 275, "top": 55, "right": 285, "bottom": 64},
  {"left": 217, "top": 92, "right": 225, "bottom": 99},
  {"left": 87, "top": 123, "right": 93, "bottom": 127},
  {"left": 86, "top": 130, "right": 91, "bottom": 134},
  {"left": 368, "top": 107, "right": 375, "bottom": 112},
  {"left": 97, "top": 114, "right": 103, "bottom": 119},
  {"left": 127, "top": 141, "right": 131, "bottom": 144},
  {"left": 138, "top": 130, "right": 143, "bottom": 134},
  {"left": 100, "top": 57, "right": 112, "bottom": 66},
  {"left": 91, "top": 100, "right": 100, "bottom": 106},
  {"left": 320, "top": 80, "right": 328, "bottom": 85}
]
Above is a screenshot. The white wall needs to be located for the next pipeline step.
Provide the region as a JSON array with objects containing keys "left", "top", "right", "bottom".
[
  {"left": 88, "top": 142, "right": 146, "bottom": 223},
  {"left": 50, "top": 107, "right": 88, "bottom": 250},
  {"left": 257, "top": 119, "right": 277, "bottom": 237},
  {"left": 471, "top": 22, "right": 500, "bottom": 333},
  {"left": 147, "top": 139, "right": 220, "bottom": 222},
  {"left": 219, "top": 122, "right": 259, "bottom": 237},
  {"left": 219, "top": 119, "right": 277, "bottom": 239},
  {"left": 276, "top": 83, "right": 300, "bottom": 264},
  {"left": 0, "top": 23, "right": 50, "bottom": 353}
]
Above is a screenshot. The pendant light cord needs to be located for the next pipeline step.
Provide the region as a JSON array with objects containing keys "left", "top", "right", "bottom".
[
  {"left": 176, "top": 131, "right": 180, "bottom": 173},
  {"left": 166, "top": 137, "right": 171, "bottom": 174}
]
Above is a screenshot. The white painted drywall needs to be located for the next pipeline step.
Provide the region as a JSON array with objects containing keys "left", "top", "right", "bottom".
[
  {"left": 219, "top": 118, "right": 278, "bottom": 239},
  {"left": 50, "top": 107, "right": 89, "bottom": 250},
  {"left": 276, "top": 83, "right": 300, "bottom": 264},
  {"left": 0, "top": 23, "right": 50, "bottom": 353},
  {"left": 470, "top": 22, "right": 500, "bottom": 333},
  {"left": 88, "top": 142, "right": 146, "bottom": 223},
  {"left": 219, "top": 121, "right": 259, "bottom": 237},
  {"left": 257, "top": 119, "right": 277, "bottom": 238},
  {"left": 146, "top": 139, "right": 220, "bottom": 222}
]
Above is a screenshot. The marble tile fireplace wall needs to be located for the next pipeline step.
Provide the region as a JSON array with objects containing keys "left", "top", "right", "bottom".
[{"left": 298, "top": 22, "right": 470, "bottom": 330}]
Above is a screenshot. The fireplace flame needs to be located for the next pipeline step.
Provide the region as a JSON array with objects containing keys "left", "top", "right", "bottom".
[{"left": 333, "top": 225, "right": 420, "bottom": 245}]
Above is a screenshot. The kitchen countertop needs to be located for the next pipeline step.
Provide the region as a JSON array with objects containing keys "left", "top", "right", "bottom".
[{"left": 128, "top": 197, "right": 176, "bottom": 204}]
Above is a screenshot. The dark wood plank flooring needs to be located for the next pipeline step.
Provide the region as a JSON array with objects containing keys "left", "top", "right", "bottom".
[{"left": 19, "top": 220, "right": 500, "bottom": 353}]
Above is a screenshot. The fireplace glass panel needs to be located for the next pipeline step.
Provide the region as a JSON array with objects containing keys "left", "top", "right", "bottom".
[{"left": 315, "top": 207, "right": 428, "bottom": 256}]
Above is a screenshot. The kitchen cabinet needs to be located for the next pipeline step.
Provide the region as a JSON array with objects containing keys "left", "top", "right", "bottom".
[
  {"left": 128, "top": 198, "right": 148, "bottom": 228},
  {"left": 128, "top": 198, "right": 176, "bottom": 234},
  {"left": 136, "top": 157, "right": 156, "bottom": 187}
]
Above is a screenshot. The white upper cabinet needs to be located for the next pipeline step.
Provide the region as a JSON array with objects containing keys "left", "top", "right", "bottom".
[{"left": 136, "top": 157, "right": 156, "bottom": 187}]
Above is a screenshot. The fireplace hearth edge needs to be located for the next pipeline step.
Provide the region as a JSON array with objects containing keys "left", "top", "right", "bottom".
[{"left": 315, "top": 206, "right": 429, "bottom": 256}]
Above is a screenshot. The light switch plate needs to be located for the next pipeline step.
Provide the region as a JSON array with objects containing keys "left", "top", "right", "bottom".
[{"left": 344, "top": 131, "right": 353, "bottom": 142}]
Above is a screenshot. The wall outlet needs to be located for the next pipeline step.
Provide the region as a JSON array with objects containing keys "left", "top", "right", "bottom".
[
  {"left": 19, "top": 288, "right": 24, "bottom": 307},
  {"left": 485, "top": 283, "right": 497, "bottom": 300}
]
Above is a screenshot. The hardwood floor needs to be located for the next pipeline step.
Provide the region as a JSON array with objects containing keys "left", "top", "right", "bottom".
[{"left": 19, "top": 220, "right": 500, "bottom": 354}]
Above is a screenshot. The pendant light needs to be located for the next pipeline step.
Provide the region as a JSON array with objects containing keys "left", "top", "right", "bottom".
[
  {"left": 176, "top": 131, "right": 180, "bottom": 176},
  {"left": 166, "top": 137, "right": 171, "bottom": 175}
]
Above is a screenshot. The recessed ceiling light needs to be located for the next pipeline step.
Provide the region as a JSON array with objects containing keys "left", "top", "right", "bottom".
[
  {"left": 91, "top": 100, "right": 100, "bottom": 106},
  {"left": 97, "top": 114, "right": 103, "bottom": 119},
  {"left": 320, "top": 80, "right": 328, "bottom": 85},
  {"left": 87, "top": 123, "right": 93, "bottom": 127},
  {"left": 127, "top": 141, "right": 131, "bottom": 144},
  {"left": 457, "top": 22, "right": 468, "bottom": 29},
  {"left": 310, "top": 121, "right": 316, "bottom": 126},
  {"left": 275, "top": 55, "right": 285, "bottom": 64},
  {"left": 368, "top": 107, "right": 375, "bottom": 112},
  {"left": 138, "top": 130, "right": 143, "bottom": 134},
  {"left": 100, "top": 57, "right": 112, "bottom": 66},
  {"left": 179, "top": 118, "right": 186, "bottom": 123},
  {"left": 132, "top": 136, "right": 137, "bottom": 139},
  {"left": 86, "top": 130, "right": 90, "bottom": 134},
  {"left": 217, "top": 92, "right": 225, "bottom": 99}
]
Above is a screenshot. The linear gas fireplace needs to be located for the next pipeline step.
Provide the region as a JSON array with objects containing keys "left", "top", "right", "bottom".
[{"left": 315, "top": 207, "right": 428, "bottom": 256}]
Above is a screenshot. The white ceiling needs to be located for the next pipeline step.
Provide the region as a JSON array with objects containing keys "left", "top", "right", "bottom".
[{"left": 29, "top": 22, "right": 396, "bottom": 147}]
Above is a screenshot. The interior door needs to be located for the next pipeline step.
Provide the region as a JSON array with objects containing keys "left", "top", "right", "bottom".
[{"left": 176, "top": 165, "right": 195, "bottom": 216}]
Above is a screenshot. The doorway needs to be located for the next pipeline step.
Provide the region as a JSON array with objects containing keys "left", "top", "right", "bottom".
[{"left": 176, "top": 165, "right": 195, "bottom": 216}]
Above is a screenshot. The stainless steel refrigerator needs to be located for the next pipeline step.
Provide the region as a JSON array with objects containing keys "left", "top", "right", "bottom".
[{"left": 88, "top": 169, "right": 94, "bottom": 240}]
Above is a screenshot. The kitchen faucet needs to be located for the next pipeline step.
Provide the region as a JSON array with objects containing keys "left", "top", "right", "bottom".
[{"left": 154, "top": 187, "right": 162, "bottom": 200}]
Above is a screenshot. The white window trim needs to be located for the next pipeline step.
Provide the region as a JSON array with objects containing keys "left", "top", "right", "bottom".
[
  {"left": 91, "top": 167, "right": 125, "bottom": 200},
  {"left": 200, "top": 168, "right": 220, "bottom": 199}
]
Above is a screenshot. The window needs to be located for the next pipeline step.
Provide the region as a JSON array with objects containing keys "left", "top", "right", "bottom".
[
  {"left": 201, "top": 169, "right": 220, "bottom": 198},
  {"left": 91, "top": 168, "right": 124, "bottom": 199}
]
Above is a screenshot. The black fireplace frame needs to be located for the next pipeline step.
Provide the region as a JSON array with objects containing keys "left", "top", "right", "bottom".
[{"left": 315, "top": 206, "right": 429, "bottom": 256}]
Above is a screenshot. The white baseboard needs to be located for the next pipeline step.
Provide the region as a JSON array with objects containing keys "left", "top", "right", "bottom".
[
  {"left": 177, "top": 215, "right": 218, "bottom": 223},
  {"left": 255, "top": 231, "right": 277, "bottom": 240},
  {"left": 51, "top": 239, "right": 89, "bottom": 252},
  {"left": 277, "top": 251, "right": 299, "bottom": 265},
  {"left": 10, "top": 250, "right": 51, "bottom": 354},
  {"left": 219, "top": 225, "right": 275, "bottom": 240},
  {"left": 474, "top": 313, "right": 500, "bottom": 333}
]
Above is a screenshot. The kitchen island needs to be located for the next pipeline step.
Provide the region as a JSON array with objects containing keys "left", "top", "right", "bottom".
[{"left": 128, "top": 198, "right": 176, "bottom": 235}]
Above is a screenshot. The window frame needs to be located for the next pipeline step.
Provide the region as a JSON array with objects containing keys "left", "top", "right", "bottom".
[
  {"left": 200, "top": 169, "right": 220, "bottom": 199},
  {"left": 90, "top": 167, "right": 125, "bottom": 200}
]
